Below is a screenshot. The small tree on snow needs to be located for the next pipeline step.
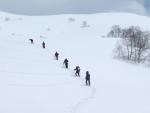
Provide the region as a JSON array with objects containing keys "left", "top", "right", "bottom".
[
  {"left": 68, "top": 17, "right": 75, "bottom": 22},
  {"left": 81, "top": 21, "right": 90, "bottom": 28},
  {"left": 5, "top": 17, "right": 10, "bottom": 22}
]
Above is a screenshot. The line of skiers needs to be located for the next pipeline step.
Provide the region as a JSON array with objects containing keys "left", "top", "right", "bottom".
[
  {"left": 57, "top": 53, "right": 90, "bottom": 86},
  {"left": 29, "top": 38, "right": 91, "bottom": 86}
]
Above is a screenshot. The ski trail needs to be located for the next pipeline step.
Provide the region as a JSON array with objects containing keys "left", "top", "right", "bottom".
[
  {"left": 56, "top": 58, "right": 97, "bottom": 113},
  {"left": 66, "top": 69, "right": 96, "bottom": 113},
  {"left": 68, "top": 86, "right": 96, "bottom": 113}
]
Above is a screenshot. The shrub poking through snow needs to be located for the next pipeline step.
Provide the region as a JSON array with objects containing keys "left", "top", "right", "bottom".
[
  {"left": 68, "top": 17, "right": 75, "bottom": 22},
  {"left": 81, "top": 21, "right": 90, "bottom": 28},
  {"left": 5, "top": 17, "right": 10, "bottom": 22}
]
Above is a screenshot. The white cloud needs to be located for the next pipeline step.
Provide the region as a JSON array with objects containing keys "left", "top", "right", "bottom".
[
  {"left": 127, "top": 1, "right": 147, "bottom": 14},
  {"left": 0, "top": 0, "right": 148, "bottom": 15}
]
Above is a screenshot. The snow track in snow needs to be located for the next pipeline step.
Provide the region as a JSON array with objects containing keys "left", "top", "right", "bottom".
[{"left": 68, "top": 86, "right": 96, "bottom": 113}]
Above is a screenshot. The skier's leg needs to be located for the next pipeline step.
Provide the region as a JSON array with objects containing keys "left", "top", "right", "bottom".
[
  {"left": 88, "top": 80, "right": 90, "bottom": 86},
  {"left": 86, "top": 80, "right": 88, "bottom": 86},
  {"left": 65, "top": 64, "right": 67, "bottom": 68},
  {"left": 78, "top": 72, "right": 80, "bottom": 77},
  {"left": 75, "top": 72, "right": 77, "bottom": 76}
]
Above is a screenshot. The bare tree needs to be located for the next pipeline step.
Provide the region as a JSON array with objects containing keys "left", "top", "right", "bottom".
[
  {"left": 107, "top": 25, "right": 121, "bottom": 37},
  {"left": 114, "top": 41, "right": 124, "bottom": 57},
  {"left": 114, "top": 26, "right": 150, "bottom": 63}
]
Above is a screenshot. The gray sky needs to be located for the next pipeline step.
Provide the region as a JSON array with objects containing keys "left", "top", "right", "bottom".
[{"left": 0, "top": 0, "right": 149, "bottom": 15}]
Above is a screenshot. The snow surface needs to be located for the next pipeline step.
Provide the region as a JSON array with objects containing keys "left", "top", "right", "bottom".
[{"left": 0, "top": 12, "right": 150, "bottom": 113}]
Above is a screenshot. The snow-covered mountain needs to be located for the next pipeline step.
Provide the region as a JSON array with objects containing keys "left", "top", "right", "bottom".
[{"left": 0, "top": 11, "right": 150, "bottom": 113}]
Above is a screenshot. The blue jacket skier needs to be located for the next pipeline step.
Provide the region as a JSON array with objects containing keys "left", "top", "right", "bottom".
[
  {"left": 74, "top": 66, "right": 80, "bottom": 77},
  {"left": 29, "top": 39, "right": 33, "bottom": 44},
  {"left": 85, "top": 71, "right": 90, "bottom": 86},
  {"left": 63, "top": 58, "right": 69, "bottom": 69},
  {"left": 55, "top": 52, "right": 59, "bottom": 60},
  {"left": 42, "top": 41, "right": 45, "bottom": 48}
]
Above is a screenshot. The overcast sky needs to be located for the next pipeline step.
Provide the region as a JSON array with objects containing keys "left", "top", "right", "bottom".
[{"left": 0, "top": 0, "right": 149, "bottom": 15}]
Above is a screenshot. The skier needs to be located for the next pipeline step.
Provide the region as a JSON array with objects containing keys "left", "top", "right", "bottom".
[
  {"left": 85, "top": 71, "right": 90, "bottom": 86},
  {"left": 63, "top": 58, "right": 69, "bottom": 69},
  {"left": 74, "top": 66, "right": 80, "bottom": 77},
  {"left": 55, "top": 52, "right": 59, "bottom": 60},
  {"left": 29, "top": 39, "right": 33, "bottom": 44},
  {"left": 42, "top": 41, "right": 45, "bottom": 48}
]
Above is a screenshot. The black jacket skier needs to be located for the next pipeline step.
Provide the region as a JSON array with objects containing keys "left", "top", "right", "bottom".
[
  {"left": 63, "top": 58, "right": 69, "bottom": 69},
  {"left": 55, "top": 52, "right": 59, "bottom": 60},
  {"left": 42, "top": 41, "right": 45, "bottom": 48},
  {"left": 74, "top": 66, "right": 80, "bottom": 77},
  {"left": 85, "top": 71, "right": 90, "bottom": 86}
]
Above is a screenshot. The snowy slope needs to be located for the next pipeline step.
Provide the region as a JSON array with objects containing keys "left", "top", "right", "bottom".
[{"left": 0, "top": 11, "right": 150, "bottom": 113}]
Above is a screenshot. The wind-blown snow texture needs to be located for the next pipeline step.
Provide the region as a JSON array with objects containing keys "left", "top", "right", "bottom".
[{"left": 0, "top": 12, "right": 150, "bottom": 113}]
